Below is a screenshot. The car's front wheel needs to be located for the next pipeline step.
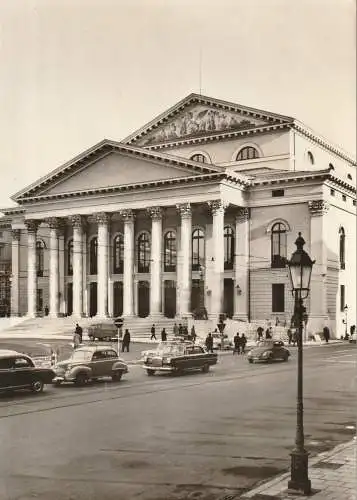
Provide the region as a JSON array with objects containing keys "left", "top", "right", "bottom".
[
  {"left": 75, "top": 373, "right": 88, "bottom": 386},
  {"left": 31, "top": 379, "right": 44, "bottom": 393},
  {"left": 248, "top": 359, "right": 254, "bottom": 364},
  {"left": 112, "top": 371, "right": 122, "bottom": 382},
  {"left": 147, "top": 369, "right": 155, "bottom": 376},
  {"left": 202, "top": 363, "right": 210, "bottom": 373}
]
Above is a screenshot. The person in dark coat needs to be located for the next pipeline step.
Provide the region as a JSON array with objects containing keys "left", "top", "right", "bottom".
[
  {"left": 74, "top": 323, "right": 83, "bottom": 344},
  {"left": 44, "top": 305, "right": 49, "bottom": 316},
  {"left": 323, "top": 326, "right": 330, "bottom": 343},
  {"left": 150, "top": 324, "right": 156, "bottom": 340},
  {"left": 190, "top": 326, "right": 196, "bottom": 343},
  {"left": 265, "top": 328, "right": 272, "bottom": 339},
  {"left": 205, "top": 333, "right": 214, "bottom": 353},
  {"left": 287, "top": 328, "right": 293, "bottom": 345},
  {"left": 240, "top": 333, "right": 247, "bottom": 354},
  {"left": 257, "top": 326, "right": 264, "bottom": 341},
  {"left": 122, "top": 329, "right": 131, "bottom": 352},
  {"left": 178, "top": 323, "right": 183, "bottom": 336},
  {"left": 161, "top": 328, "right": 167, "bottom": 342},
  {"left": 233, "top": 332, "right": 241, "bottom": 355}
]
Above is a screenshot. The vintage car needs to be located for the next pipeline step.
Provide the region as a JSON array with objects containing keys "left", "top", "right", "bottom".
[
  {"left": 247, "top": 340, "right": 290, "bottom": 364},
  {"left": 212, "top": 333, "right": 233, "bottom": 350},
  {"left": 142, "top": 341, "right": 217, "bottom": 375},
  {"left": 87, "top": 323, "right": 118, "bottom": 342},
  {"left": 0, "top": 350, "right": 56, "bottom": 393},
  {"left": 53, "top": 345, "right": 128, "bottom": 385}
]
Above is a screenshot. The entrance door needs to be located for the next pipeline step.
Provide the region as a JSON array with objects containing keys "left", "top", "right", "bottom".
[
  {"left": 67, "top": 283, "right": 73, "bottom": 316},
  {"left": 190, "top": 279, "right": 201, "bottom": 314},
  {"left": 138, "top": 281, "right": 150, "bottom": 318},
  {"left": 89, "top": 282, "right": 98, "bottom": 317},
  {"left": 164, "top": 280, "right": 176, "bottom": 318},
  {"left": 113, "top": 282, "right": 123, "bottom": 317},
  {"left": 224, "top": 278, "right": 234, "bottom": 319},
  {"left": 36, "top": 289, "right": 43, "bottom": 315}
]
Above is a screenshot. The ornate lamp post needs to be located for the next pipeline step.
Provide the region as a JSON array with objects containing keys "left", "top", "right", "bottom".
[
  {"left": 343, "top": 304, "right": 348, "bottom": 340},
  {"left": 286, "top": 233, "right": 315, "bottom": 495}
]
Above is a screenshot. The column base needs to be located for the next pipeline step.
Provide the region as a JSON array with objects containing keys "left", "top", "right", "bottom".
[
  {"left": 95, "top": 313, "right": 110, "bottom": 321},
  {"left": 288, "top": 448, "right": 311, "bottom": 495},
  {"left": 233, "top": 314, "right": 249, "bottom": 322},
  {"left": 49, "top": 313, "right": 60, "bottom": 319},
  {"left": 26, "top": 312, "right": 40, "bottom": 319},
  {"left": 71, "top": 313, "right": 86, "bottom": 319},
  {"left": 149, "top": 313, "right": 164, "bottom": 320}
]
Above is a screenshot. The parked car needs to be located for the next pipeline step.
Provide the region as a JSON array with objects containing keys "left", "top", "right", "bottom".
[
  {"left": 247, "top": 340, "right": 290, "bottom": 364},
  {"left": 53, "top": 345, "right": 128, "bottom": 386},
  {"left": 142, "top": 341, "right": 217, "bottom": 376},
  {"left": 212, "top": 333, "right": 233, "bottom": 350},
  {"left": 0, "top": 350, "right": 55, "bottom": 393},
  {"left": 87, "top": 323, "right": 118, "bottom": 341}
]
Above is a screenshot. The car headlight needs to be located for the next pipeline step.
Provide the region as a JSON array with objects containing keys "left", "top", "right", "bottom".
[
  {"left": 162, "top": 357, "right": 171, "bottom": 365},
  {"left": 261, "top": 351, "right": 270, "bottom": 358}
]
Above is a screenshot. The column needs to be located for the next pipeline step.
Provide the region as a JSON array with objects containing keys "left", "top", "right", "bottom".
[
  {"left": 96, "top": 212, "right": 110, "bottom": 318},
  {"left": 25, "top": 220, "right": 39, "bottom": 318},
  {"left": 121, "top": 209, "right": 135, "bottom": 317},
  {"left": 209, "top": 200, "right": 226, "bottom": 320},
  {"left": 11, "top": 229, "right": 21, "bottom": 316},
  {"left": 58, "top": 228, "right": 65, "bottom": 315},
  {"left": 177, "top": 203, "right": 192, "bottom": 317},
  {"left": 147, "top": 207, "right": 163, "bottom": 317},
  {"left": 47, "top": 218, "right": 60, "bottom": 318},
  {"left": 308, "top": 200, "right": 329, "bottom": 336},
  {"left": 175, "top": 225, "right": 182, "bottom": 317},
  {"left": 233, "top": 207, "right": 250, "bottom": 321},
  {"left": 70, "top": 215, "right": 84, "bottom": 317}
]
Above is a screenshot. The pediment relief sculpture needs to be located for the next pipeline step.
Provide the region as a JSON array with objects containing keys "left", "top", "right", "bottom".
[{"left": 138, "top": 106, "right": 265, "bottom": 146}]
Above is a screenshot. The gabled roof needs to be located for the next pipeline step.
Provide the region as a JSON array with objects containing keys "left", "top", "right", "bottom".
[{"left": 11, "top": 139, "right": 223, "bottom": 202}]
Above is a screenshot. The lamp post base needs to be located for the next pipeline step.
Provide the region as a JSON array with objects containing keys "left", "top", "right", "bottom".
[{"left": 288, "top": 449, "right": 311, "bottom": 495}]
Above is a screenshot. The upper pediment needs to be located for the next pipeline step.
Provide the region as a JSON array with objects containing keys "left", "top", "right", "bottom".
[{"left": 124, "top": 93, "right": 294, "bottom": 147}]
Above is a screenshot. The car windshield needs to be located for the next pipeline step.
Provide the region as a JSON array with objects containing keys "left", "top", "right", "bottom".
[
  {"left": 257, "top": 341, "right": 274, "bottom": 347},
  {"left": 70, "top": 349, "right": 93, "bottom": 361},
  {"left": 155, "top": 343, "right": 186, "bottom": 356}
]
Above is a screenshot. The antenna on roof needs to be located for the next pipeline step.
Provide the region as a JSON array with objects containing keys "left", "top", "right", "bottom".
[{"left": 199, "top": 48, "right": 202, "bottom": 95}]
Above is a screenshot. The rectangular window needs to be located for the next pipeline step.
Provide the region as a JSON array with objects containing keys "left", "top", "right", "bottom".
[
  {"left": 272, "top": 284, "right": 285, "bottom": 312},
  {"left": 342, "top": 195, "right": 346, "bottom": 202},
  {"left": 330, "top": 189, "right": 335, "bottom": 196},
  {"left": 353, "top": 200, "right": 356, "bottom": 206},
  {"left": 340, "top": 285, "right": 345, "bottom": 312},
  {"left": 272, "top": 189, "right": 285, "bottom": 197}
]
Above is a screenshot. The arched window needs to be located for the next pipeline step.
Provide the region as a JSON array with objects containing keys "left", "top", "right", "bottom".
[
  {"left": 190, "top": 154, "right": 207, "bottom": 163},
  {"left": 113, "top": 234, "right": 124, "bottom": 274},
  {"left": 67, "top": 239, "right": 73, "bottom": 276},
  {"left": 192, "top": 228, "right": 205, "bottom": 271},
  {"left": 224, "top": 226, "right": 235, "bottom": 270},
  {"left": 36, "top": 240, "right": 45, "bottom": 277},
  {"left": 307, "top": 151, "right": 314, "bottom": 165},
  {"left": 236, "top": 146, "right": 259, "bottom": 161},
  {"left": 137, "top": 233, "right": 150, "bottom": 273},
  {"left": 339, "top": 227, "right": 345, "bottom": 270},
  {"left": 89, "top": 237, "right": 98, "bottom": 275},
  {"left": 164, "top": 231, "right": 176, "bottom": 272},
  {"left": 271, "top": 222, "right": 287, "bottom": 268}
]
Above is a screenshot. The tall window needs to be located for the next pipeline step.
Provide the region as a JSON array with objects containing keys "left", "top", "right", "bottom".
[
  {"left": 236, "top": 146, "right": 259, "bottom": 161},
  {"left": 340, "top": 285, "right": 345, "bottom": 312},
  {"left": 192, "top": 228, "right": 205, "bottom": 271},
  {"left": 271, "top": 222, "right": 287, "bottom": 268},
  {"left": 89, "top": 237, "right": 98, "bottom": 275},
  {"left": 137, "top": 233, "right": 150, "bottom": 273},
  {"left": 164, "top": 231, "right": 176, "bottom": 272},
  {"left": 224, "top": 226, "right": 234, "bottom": 270},
  {"left": 272, "top": 284, "right": 285, "bottom": 312},
  {"left": 339, "top": 227, "right": 345, "bottom": 270},
  {"left": 36, "top": 240, "right": 45, "bottom": 277},
  {"left": 190, "top": 154, "right": 207, "bottom": 163},
  {"left": 113, "top": 234, "right": 124, "bottom": 274},
  {"left": 67, "top": 239, "right": 73, "bottom": 276}
]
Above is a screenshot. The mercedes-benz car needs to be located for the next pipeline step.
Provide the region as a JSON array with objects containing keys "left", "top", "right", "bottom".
[
  {"left": 53, "top": 345, "right": 128, "bottom": 386},
  {"left": 142, "top": 341, "right": 217, "bottom": 376},
  {"left": 246, "top": 340, "right": 290, "bottom": 364}
]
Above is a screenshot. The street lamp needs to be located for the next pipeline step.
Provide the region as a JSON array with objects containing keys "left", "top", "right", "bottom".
[
  {"left": 344, "top": 304, "right": 348, "bottom": 340},
  {"left": 286, "top": 233, "right": 315, "bottom": 495}
]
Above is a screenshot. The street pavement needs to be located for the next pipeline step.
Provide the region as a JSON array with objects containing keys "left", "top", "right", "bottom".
[{"left": 0, "top": 342, "right": 355, "bottom": 500}]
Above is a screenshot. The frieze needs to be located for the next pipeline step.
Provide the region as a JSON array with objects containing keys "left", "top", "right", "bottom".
[
  {"left": 235, "top": 207, "right": 250, "bottom": 223},
  {"left": 207, "top": 200, "right": 229, "bottom": 215},
  {"left": 119, "top": 209, "right": 135, "bottom": 223},
  {"left": 11, "top": 229, "right": 21, "bottom": 241},
  {"left": 308, "top": 200, "right": 329, "bottom": 216},
  {"left": 176, "top": 203, "right": 192, "bottom": 219},
  {"left": 147, "top": 206, "right": 163, "bottom": 220},
  {"left": 24, "top": 220, "right": 40, "bottom": 233}
]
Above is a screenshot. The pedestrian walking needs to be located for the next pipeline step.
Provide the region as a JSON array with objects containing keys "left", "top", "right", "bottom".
[
  {"left": 292, "top": 330, "right": 297, "bottom": 346},
  {"left": 178, "top": 323, "right": 183, "bottom": 336},
  {"left": 205, "top": 332, "right": 214, "bottom": 353},
  {"left": 240, "top": 333, "right": 247, "bottom": 354},
  {"left": 44, "top": 305, "right": 49, "bottom": 316},
  {"left": 161, "top": 328, "right": 167, "bottom": 342},
  {"left": 74, "top": 323, "right": 83, "bottom": 344},
  {"left": 122, "top": 329, "right": 131, "bottom": 352},
  {"left": 150, "top": 324, "right": 156, "bottom": 341},
  {"left": 233, "top": 332, "right": 241, "bottom": 355},
  {"left": 265, "top": 327, "right": 272, "bottom": 339},
  {"left": 287, "top": 328, "right": 293, "bottom": 345},
  {"left": 173, "top": 322, "right": 179, "bottom": 336},
  {"left": 323, "top": 325, "right": 330, "bottom": 343},
  {"left": 190, "top": 325, "right": 196, "bottom": 343},
  {"left": 257, "top": 326, "right": 264, "bottom": 341}
]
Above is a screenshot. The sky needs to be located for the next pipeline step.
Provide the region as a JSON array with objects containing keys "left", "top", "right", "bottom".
[{"left": 0, "top": 0, "right": 355, "bottom": 207}]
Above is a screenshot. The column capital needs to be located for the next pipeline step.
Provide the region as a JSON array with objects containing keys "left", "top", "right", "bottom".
[
  {"left": 45, "top": 217, "right": 62, "bottom": 230},
  {"left": 176, "top": 202, "right": 192, "bottom": 219},
  {"left": 147, "top": 206, "right": 163, "bottom": 220},
  {"left": 94, "top": 212, "right": 111, "bottom": 225},
  {"left": 208, "top": 199, "right": 229, "bottom": 215},
  {"left": 69, "top": 214, "right": 84, "bottom": 228},
  {"left": 24, "top": 219, "right": 40, "bottom": 233},
  {"left": 11, "top": 229, "right": 21, "bottom": 241},
  {"left": 120, "top": 209, "right": 135, "bottom": 223},
  {"left": 235, "top": 207, "right": 250, "bottom": 223},
  {"left": 308, "top": 200, "right": 329, "bottom": 217}
]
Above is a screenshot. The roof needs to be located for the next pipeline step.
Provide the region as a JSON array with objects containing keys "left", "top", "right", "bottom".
[{"left": 0, "top": 350, "right": 24, "bottom": 358}]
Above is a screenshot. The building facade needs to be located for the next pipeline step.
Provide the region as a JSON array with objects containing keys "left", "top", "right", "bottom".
[{"left": 1, "top": 94, "right": 356, "bottom": 338}]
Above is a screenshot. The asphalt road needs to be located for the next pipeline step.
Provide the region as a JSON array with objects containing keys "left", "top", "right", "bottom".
[{"left": 0, "top": 342, "right": 355, "bottom": 500}]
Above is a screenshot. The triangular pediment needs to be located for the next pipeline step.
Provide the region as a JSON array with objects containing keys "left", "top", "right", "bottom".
[
  {"left": 12, "top": 140, "right": 221, "bottom": 201},
  {"left": 124, "top": 93, "right": 294, "bottom": 147}
]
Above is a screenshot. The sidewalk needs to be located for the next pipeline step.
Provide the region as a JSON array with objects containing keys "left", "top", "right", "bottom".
[{"left": 241, "top": 438, "right": 356, "bottom": 500}]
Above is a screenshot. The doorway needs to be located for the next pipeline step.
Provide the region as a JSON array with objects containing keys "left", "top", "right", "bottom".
[
  {"left": 67, "top": 283, "right": 73, "bottom": 316},
  {"left": 224, "top": 278, "right": 234, "bottom": 319},
  {"left": 164, "top": 280, "right": 176, "bottom": 318},
  {"left": 190, "top": 279, "right": 201, "bottom": 314},
  {"left": 89, "top": 282, "right": 97, "bottom": 317},
  {"left": 113, "top": 281, "right": 123, "bottom": 317},
  {"left": 138, "top": 281, "right": 150, "bottom": 318}
]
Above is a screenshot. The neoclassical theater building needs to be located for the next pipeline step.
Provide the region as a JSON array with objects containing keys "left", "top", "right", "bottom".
[{"left": 1, "top": 94, "right": 356, "bottom": 337}]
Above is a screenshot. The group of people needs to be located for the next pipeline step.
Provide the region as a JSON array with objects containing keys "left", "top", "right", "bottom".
[
  {"left": 233, "top": 332, "right": 248, "bottom": 354},
  {"left": 149, "top": 323, "right": 197, "bottom": 343}
]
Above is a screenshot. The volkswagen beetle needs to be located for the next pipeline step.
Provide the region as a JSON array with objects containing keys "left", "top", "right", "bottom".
[{"left": 247, "top": 340, "right": 290, "bottom": 364}]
